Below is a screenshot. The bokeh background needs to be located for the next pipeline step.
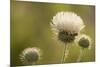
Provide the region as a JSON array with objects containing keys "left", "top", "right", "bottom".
[{"left": 11, "top": 1, "right": 95, "bottom": 66}]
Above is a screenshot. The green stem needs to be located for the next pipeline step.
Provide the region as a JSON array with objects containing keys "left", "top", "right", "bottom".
[
  {"left": 77, "top": 49, "right": 83, "bottom": 62},
  {"left": 61, "top": 44, "right": 69, "bottom": 63}
]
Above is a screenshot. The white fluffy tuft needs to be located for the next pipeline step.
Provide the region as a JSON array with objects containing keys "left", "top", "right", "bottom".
[{"left": 51, "top": 12, "right": 85, "bottom": 33}]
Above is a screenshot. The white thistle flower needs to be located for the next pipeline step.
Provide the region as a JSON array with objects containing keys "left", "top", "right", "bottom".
[
  {"left": 19, "top": 47, "right": 41, "bottom": 65},
  {"left": 51, "top": 12, "right": 85, "bottom": 33},
  {"left": 76, "top": 34, "right": 92, "bottom": 49},
  {"left": 51, "top": 12, "right": 85, "bottom": 43}
]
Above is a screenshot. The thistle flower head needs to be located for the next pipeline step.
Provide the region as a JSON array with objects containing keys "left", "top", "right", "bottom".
[
  {"left": 19, "top": 47, "right": 41, "bottom": 65},
  {"left": 77, "top": 34, "right": 92, "bottom": 49},
  {"left": 51, "top": 12, "right": 85, "bottom": 43}
]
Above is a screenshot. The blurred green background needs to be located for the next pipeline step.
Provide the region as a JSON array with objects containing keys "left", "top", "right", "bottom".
[{"left": 11, "top": 1, "right": 95, "bottom": 66}]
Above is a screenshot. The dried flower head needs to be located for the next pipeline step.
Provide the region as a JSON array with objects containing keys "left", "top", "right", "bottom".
[
  {"left": 77, "top": 34, "right": 92, "bottom": 49},
  {"left": 51, "top": 12, "right": 85, "bottom": 43},
  {"left": 19, "top": 47, "right": 41, "bottom": 65}
]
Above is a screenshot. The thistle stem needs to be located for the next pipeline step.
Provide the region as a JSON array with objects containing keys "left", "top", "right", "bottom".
[
  {"left": 61, "top": 44, "right": 69, "bottom": 63},
  {"left": 77, "top": 49, "right": 83, "bottom": 62}
]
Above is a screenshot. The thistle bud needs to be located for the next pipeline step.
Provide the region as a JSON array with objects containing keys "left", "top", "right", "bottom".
[
  {"left": 19, "top": 47, "right": 41, "bottom": 65},
  {"left": 77, "top": 35, "right": 91, "bottom": 49}
]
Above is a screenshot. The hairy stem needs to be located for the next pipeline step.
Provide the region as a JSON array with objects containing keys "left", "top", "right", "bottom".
[
  {"left": 61, "top": 44, "right": 69, "bottom": 63},
  {"left": 77, "top": 49, "right": 83, "bottom": 62}
]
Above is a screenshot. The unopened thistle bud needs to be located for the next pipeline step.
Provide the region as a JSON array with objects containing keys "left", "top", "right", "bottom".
[
  {"left": 77, "top": 35, "right": 91, "bottom": 49},
  {"left": 19, "top": 47, "right": 41, "bottom": 65}
]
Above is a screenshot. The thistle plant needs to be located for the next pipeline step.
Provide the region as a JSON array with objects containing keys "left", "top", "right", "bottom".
[
  {"left": 76, "top": 34, "right": 91, "bottom": 62},
  {"left": 19, "top": 47, "right": 42, "bottom": 65},
  {"left": 50, "top": 12, "right": 85, "bottom": 63}
]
